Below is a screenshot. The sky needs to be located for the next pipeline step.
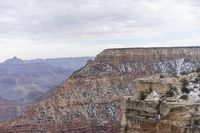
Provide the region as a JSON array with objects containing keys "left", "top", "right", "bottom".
[{"left": 0, "top": 0, "right": 200, "bottom": 61}]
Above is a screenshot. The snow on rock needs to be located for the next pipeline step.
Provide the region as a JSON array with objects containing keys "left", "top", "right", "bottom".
[
  {"left": 189, "top": 90, "right": 200, "bottom": 101},
  {"left": 145, "top": 90, "right": 160, "bottom": 101},
  {"left": 187, "top": 81, "right": 200, "bottom": 101},
  {"left": 181, "top": 74, "right": 200, "bottom": 101},
  {"left": 176, "top": 58, "right": 185, "bottom": 76}
]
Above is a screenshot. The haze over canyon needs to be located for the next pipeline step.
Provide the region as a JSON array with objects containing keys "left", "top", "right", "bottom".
[{"left": 0, "top": 47, "right": 200, "bottom": 133}]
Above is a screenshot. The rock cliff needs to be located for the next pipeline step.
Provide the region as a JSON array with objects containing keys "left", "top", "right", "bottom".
[
  {"left": 121, "top": 72, "right": 200, "bottom": 133},
  {"left": 1, "top": 47, "right": 200, "bottom": 132},
  {"left": 0, "top": 57, "right": 90, "bottom": 122}
]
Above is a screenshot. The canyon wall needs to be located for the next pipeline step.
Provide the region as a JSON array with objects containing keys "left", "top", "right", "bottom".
[
  {"left": 121, "top": 73, "right": 200, "bottom": 133},
  {"left": 1, "top": 47, "right": 200, "bottom": 132}
]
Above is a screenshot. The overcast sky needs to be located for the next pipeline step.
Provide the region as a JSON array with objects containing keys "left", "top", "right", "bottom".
[{"left": 0, "top": 0, "right": 200, "bottom": 61}]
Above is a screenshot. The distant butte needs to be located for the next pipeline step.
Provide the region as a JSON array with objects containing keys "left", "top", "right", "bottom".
[{"left": 2, "top": 57, "right": 24, "bottom": 65}]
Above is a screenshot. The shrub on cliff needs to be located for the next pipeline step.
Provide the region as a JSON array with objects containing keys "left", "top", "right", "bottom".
[
  {"left": 181, "top": 86, "right": 190, "bottom": 94},
  {"left": 159, "top": 75, "right": 164, "bottom": 78},
  {"left": 196, "top": 67, "right": 200, "bottom": 72},
  {"left": 149, "top": 86, "right": 153, "bottom": 93},
  {"left": 165, "top": 84, "right": 178, "bottom": 97},
  {"left": 166, "top": 90, "right": 174, "bottom": 97},
  {"left": 180, "top": 78, "right": 189, "bottom": 86},
  {"left": 197, "top": 74, "right": 200, "bottom": 82},
  {"left": 194, "top": 120, "right": 200, "bottom": 126},
  {"left": 140, "top": 91, "right": 148, "bottom": 100},
  {"left": 180, "top": 78, "right": 190, "bottom": 94},
  {"left": 180, "top": 94, "right": 188, "bottom": 100}
]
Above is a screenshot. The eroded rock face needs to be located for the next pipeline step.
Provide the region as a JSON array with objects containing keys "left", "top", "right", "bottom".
[
  {"left": 121, "top": 73, "right": 200, "bottom": 133},
  {"left": 121, "top": 99, "right": 200, "bottom": 133},
  {"left": 96, "top": 47, "right": 200, "bottom": 77},
  {"left": 1, "top": 47, "right": 200, "bottom": 132}
]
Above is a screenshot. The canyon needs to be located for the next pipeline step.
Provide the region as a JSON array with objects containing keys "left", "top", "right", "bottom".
[
  {"left": 0, "top": 57, "right": 91, "bottom": 122},
  {"left": 1, "top": 47, "right": 200, "bottom": 132}
]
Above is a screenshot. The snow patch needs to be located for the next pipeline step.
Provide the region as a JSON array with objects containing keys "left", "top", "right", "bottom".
[{"left": 145, "top": 90, "right": 160, "bottom": 101}]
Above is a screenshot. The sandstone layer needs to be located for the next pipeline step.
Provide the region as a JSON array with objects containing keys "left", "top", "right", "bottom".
[
  {"left": 121, "top": 72, "right": 200, "bottom": 133},
  {"left": 1, "top": 47, "right": 200, "bottom": 132}
]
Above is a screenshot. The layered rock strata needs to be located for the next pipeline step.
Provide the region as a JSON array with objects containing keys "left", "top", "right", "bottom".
[
  {"left": 121, "top": 72, "right": 200, "bottom": 133},
  {"left": 1, "top": 47, "right": 200, "bottom": 132}
]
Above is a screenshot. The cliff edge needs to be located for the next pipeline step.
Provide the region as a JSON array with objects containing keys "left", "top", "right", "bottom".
[
  {"left": 121, "top": 72, "right": 200, "bottom": 133},
  {"left": 1, "top": 47, "right": 200, "bottom": 132}
]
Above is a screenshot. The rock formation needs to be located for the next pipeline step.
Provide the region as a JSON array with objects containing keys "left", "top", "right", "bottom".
[
  {"left": 121, "top": 72, "right": 200, "bottom": 133},
  {"left": 1, "top": 47, "right": 200, "bottom": 132},
  {"left": 0, "top": 57, "right": 90, "bottom": 121}
]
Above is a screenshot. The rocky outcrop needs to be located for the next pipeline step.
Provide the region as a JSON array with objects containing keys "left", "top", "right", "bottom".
[
  {"left": 121, "top": 98, "right": 200, "bottom": 133},
  {"left": 133, "top": 75, "right": 182, "bottom": 99},
  {"left": 121, "top": 72, "right": 200, "bottom": 133},
  {"left": 1, "top": 47, "right": 200, "bottom": 132}
]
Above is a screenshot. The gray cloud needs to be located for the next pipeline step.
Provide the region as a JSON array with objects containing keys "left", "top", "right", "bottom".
[
  {"left": 0, "top": 0, "right": 200, "bottom": 60},
  {"left": 0, "top": 0, "right": 166, "bottom": 40},
  {"left": 0, "top": 0, "right": 198, "bottom": 39}
]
